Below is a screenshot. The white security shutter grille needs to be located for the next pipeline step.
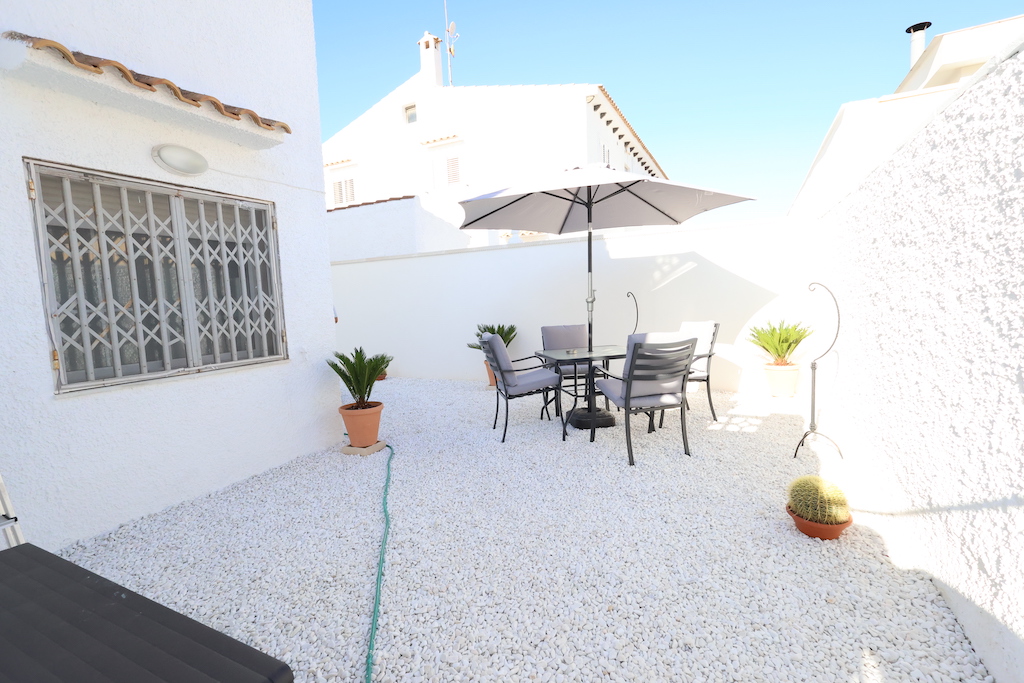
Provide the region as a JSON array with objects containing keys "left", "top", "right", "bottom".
[
  {"left": 446, "top": 157, "right": 460, "bottom": 184},
  {"left": 29, "top": 161, "right": 286, "bottom": 391},
  {"left": 332, "top": 179, "right": 355, "bottom": 205}
]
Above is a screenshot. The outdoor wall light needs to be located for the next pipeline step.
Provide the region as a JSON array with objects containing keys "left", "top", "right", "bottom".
[{"left": 152, "top": 144, "right": 208, "bottom": 176}]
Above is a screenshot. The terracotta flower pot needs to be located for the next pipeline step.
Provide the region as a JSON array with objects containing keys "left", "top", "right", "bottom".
[
  {"left": 484, "top": 360, "right": 496, "bottom": 387},
  {"left": 787, "top": 505, "right": 852, "bottom": 540},
  {"left": 764, "top": 364, "right": 800, "bottom": 397},
  {"left": 339, "top": 401, "right": 383, "bottom": 448}
]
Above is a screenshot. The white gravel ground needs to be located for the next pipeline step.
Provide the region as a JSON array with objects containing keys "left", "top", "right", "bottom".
[{"left": 60, "top": 378, "right": 991, "bottom": 683}]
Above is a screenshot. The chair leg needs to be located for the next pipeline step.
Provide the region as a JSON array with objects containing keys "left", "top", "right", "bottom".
[
  {"left": 492, "top": 390, "right": 500, "bottom": 430},
  {"left": 647, "top": 411, "right": 656, "bottom": 433},
  {"left": 602, "top": 361, "right": 610, "bottom": 411},
  {"left": 557, "top": 388, "right": 566, "bottom": 441},
  {"left": 705, "top": 380, "right": 717, "bottom": 421},
  {"left": 680, "top": 402, "right": 691, "bottom": 456},
  {"left": 541, "top": 389, "right": 551, "bottom": 421},
  {"left": 625, "top": 411, "right": 635, "bottom": 466},
  {"left": 501, "top": 394, "right": 510, "bottom": 443},
  {"left": 658, "top": 410, "right": 665, "bottom": 429}
]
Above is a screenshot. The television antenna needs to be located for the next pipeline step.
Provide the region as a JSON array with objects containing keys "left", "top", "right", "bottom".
[{"left": 443, "top": 1, "right": 460, "bottom": 86}]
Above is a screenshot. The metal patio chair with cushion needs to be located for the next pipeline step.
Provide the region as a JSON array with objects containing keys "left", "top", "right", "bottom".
[
  {"left": 481, "top": 332, "right": 564, "bottom": 442},
  {"left": 540, "top": 324, "right": 600, "bottom": 413},
  {"left": 659, "top": 320, "right": 721, "bottom": 425},
  {"left": 593, "top": 333, "right": 697, "bottom": 465}
]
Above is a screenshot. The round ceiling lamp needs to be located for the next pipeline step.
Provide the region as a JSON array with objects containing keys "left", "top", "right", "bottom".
[{"left": 151, "top": 144, "right": 208, "bottom": 176}]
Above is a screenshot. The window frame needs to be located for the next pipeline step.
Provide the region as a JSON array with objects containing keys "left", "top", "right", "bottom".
[{"left": 26, "top": 159, "right": 289, "bottom": 393}]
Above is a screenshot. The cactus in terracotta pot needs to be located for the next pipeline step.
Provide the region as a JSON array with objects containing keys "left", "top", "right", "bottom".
[{"left": 788, "top": 475, "right": 850, "bottom": 524}]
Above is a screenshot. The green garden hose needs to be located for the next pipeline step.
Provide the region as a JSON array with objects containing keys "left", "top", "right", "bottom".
[{"left": 365, "top": 443, "right": 395, "bottom": 683}]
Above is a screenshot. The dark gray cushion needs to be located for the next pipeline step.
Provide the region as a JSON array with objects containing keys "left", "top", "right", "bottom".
[
  {"left": 484, "top": 333, "right": 517, "bottom": 387},
  {"left": 621, "top": 332, "right": 689, "bottom": 399},
  {"left": 596, "top": 378, "right": 685, "bottom": 409},
  {"left": 508, "top": 368, "right": 559, "bottom": 395},
  {"left": 541, "top": 324, "right": 587, "bottom": 351},
  {"left": 541, "top": 325, "right": 588, "bottom": 376}
]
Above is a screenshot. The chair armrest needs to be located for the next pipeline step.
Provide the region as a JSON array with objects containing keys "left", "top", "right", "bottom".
[
  {"left": 592, "top": 366, "right": 624, "bottom": 381},
  {"left": 510, "top": 355, "right": 550, "bottom": 372},
  {"left": 693, "top": 352, "right": 714, "bottom": 361}
]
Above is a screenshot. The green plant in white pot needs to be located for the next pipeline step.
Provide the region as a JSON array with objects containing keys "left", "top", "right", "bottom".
[{"left": 749, "top": 321, "right": 811, "bottom": 397}]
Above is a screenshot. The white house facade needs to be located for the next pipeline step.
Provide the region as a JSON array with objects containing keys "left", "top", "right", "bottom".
[
  {"left": 0, "top": 1, "right": 340, "bottom": 549},
  {"left": 324, "top": 31, "right": 674, "bottom": 267}
]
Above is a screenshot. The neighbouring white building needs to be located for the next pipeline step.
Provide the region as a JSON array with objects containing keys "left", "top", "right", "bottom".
[
  {"left": 0, "top": 1, "right": 340, "bottom": 549},
  {"left": 790, "top": 14, "right": 1024, "bottom": 218},
  {"left": 323, "top": 32, "right": 668, "bottom": 260}
]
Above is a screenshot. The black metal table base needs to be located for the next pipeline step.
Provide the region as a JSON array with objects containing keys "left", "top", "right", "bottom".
[{"left": 569, "top": 407, "right": 616, "bottom": 430}]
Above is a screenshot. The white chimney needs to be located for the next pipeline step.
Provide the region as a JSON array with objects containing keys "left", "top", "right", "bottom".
[
  {"left": 417, "top": 31, "right": 443, "bottom": 86},
  {"left": 906, "top": 22, "right": 932, "bottom": 68}
]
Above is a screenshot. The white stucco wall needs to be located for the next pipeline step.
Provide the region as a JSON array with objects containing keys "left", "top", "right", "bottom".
[
  {"left": 331, "top": 216, "right": 841, "bottom": 398},
  {"left": 825, "top": 43, "right": 1024, "bottom": 683},
  {"left": 327, "top": 196, "right": 501, "bottom": 261},
  {"left": 0, "top": 0, "right": 341, "bottom": 549}
]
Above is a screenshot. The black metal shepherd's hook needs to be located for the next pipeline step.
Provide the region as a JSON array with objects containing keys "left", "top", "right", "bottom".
[
  {"left": 626, "top": 292, "right": 638, "bottom": 334},
  {"left": 793, "top": 282, "right": 843, "bottom": 459}
]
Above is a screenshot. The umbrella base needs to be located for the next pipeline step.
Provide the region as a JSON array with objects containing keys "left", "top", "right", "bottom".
[{"left": 569, "top": 408, "right": 616, "bottom": 430}]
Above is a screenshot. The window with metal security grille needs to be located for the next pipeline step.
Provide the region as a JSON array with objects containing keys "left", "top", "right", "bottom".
[
  {"left": 446, "top": 157, "right": 460, "bottom": 184},
  {"left": 27, "top": 160, "right": 287, "bottom": 392},
  {"left": 333, "top": 179, "right": 355, "bottom": 205}
]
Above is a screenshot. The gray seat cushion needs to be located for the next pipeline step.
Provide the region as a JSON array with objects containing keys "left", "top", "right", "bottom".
[
  {"left": 483, "top": 333, "right": 517, "bottom": 387},
  {"left": 541, "top": 324, "right": 587, "bottom": 351},
  {"left": 541, "top": 325, "right": 588, "bottom": 376},
  {"left": 507, "top": 368, "right": 560, "bottom": 395},
  {"left": 596, "top": 378, "right": 685, "bottom": 410}
]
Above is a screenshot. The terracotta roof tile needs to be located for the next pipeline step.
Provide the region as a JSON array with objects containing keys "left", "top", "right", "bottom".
[
  {"left": 420, "top": 134, "right": 459, "bottom": 145},
  {"left": 2, "top": 31, "right": 291, "bottom": 134},
  {"left": 597, "top": 85, "right": 664, "bottom": 178}
]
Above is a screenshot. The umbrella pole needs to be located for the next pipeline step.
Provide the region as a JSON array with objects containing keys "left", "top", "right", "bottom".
[{"left": 586, "top": 186, "right": 594, "bottom": 352}]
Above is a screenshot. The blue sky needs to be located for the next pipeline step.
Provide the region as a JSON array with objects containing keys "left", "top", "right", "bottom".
[{"left": 313, "top": 2, "right": 1022, "bottom": 219}]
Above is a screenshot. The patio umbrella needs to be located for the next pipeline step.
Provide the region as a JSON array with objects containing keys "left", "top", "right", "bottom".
[{"left": 458, "top": 166, "right": 751, "bottom": 350}]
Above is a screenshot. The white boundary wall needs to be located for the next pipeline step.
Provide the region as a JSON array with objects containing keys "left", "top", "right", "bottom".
[
  {"left": 0, "top": 1, "right": 341, "bottom": 549},
  {"left": 331, "top": 217, "right": 842, "bottom": 396},
  {"left": 826, "top": 43, "right": 1024, "bottom": 683}
]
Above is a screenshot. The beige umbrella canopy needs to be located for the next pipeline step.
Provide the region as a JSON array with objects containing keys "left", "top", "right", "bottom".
[{"left": 459, "top": 166, "right": 751, "bottom": 349}]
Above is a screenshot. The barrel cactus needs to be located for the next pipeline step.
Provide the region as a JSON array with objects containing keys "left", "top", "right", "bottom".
[{"left": 787, "top": 475, "right": 849, "bottom": 524}]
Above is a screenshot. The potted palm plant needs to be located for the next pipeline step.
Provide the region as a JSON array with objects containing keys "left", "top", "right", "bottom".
[
  {"left": 328, "top": 347, "right": 393, "bottom": 449},
  {"left": 468, "top": 323, "right": 517, "bottom": 386},
  {"left": 748, "top": 320, "right": 811, "bottom": 397},
  {"left": 787, "top": 475, "right": 853, "bottom": 540}
]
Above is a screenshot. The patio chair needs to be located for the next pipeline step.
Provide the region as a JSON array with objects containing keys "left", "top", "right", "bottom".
[
  {"left": 593, "top": 333, "right": 697, "bottom": 465},
  {"left": 481, "top": 332, "right": 564, "bottom": 443},
  {"left": 658, "top": 320, "right": 721, "bottom": 425},
  {"left": 540, "top": 324, "right": 604, "bottom": 413}
]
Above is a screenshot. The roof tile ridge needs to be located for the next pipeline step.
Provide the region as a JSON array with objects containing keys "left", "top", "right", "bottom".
[
  {"left": 598, "top": 84, "right": 666, "bottom": 178},
  {"left": 2, "top": 31, "right": 291, "bottom": 134}
]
